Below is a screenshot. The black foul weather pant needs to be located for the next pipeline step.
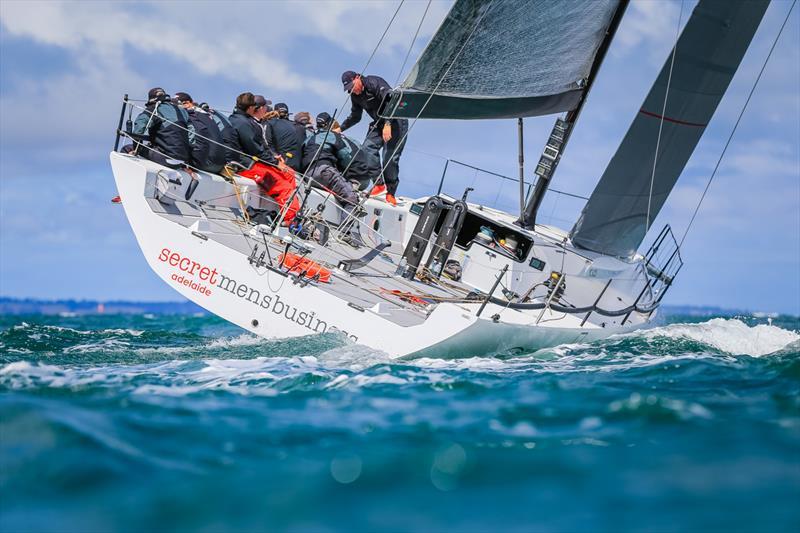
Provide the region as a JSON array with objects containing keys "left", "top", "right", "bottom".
[
  {"left": 363, "top": 118, "right": 407, "bottom": 196},
  {"left": 308, "top": 163, "right": 358, "bottom": 208},
  {"left": 308, "top": 163, "right": 361, "bottom": 235}
]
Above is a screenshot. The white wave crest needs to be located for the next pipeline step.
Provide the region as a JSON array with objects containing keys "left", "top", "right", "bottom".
[
  {"left": 635, "top": 318, "right": 799, "bottom": 357},
  {"left": 205, "top": 334, "right": 269, "bottom": 349},
  {"left": 9, "top": 323, "right": 144, "bottom": 336}
]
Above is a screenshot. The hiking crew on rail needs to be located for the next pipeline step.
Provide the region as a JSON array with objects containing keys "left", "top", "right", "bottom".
[{"left": 125, "top": 73, "right": 405, "bottom": 237}]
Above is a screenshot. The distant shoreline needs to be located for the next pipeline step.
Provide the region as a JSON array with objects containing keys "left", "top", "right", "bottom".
[
  {"left": 1, "top": 296, "right": 791, "bottom": 319},
  {"left": 0, "top": 297, "right": 206, "bottom": 316}
]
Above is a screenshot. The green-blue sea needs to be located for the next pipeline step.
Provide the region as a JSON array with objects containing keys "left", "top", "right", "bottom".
[{"left": 1, "top": 311, "right": 798, "bottom": 532}]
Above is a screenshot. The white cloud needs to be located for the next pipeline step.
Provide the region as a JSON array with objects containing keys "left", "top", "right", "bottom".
[
  {"left": 1, "top": 1, "right": 329, "bottom": 98},
  {"left": 614, "top": 0, "right": 692, "bottom": 64},
  {"left": 0, "top": 0, "right": 450, "bottom": 97},
  {"left": 0, "top": 0, "right": 451, "bottom": 161}
]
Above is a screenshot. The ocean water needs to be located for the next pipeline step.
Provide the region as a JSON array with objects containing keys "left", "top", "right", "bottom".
[{"left": 1, "top": 312, "right": 798, "bottom": 532}]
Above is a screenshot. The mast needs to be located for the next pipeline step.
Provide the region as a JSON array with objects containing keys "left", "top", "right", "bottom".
[
  {"left": 517, "top": 118, "right": 525, "bottom": 220},
  {"left": 518, "top": 0, "right": 630, "bottom": 229}
]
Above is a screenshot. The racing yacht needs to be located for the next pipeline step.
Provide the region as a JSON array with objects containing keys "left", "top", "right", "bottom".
[{"left": 110, "top": 0, "right": 769, "bottom": 357}]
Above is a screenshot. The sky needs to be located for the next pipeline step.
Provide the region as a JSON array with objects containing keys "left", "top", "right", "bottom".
[{"left": 0, "top": 0, "right": 798, "bottom": 315}]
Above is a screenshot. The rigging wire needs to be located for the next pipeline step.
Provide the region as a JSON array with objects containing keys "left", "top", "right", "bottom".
[
  {"left": 679, "top": 0, "right": 797, "bottom": 248},
  {"left": 360, "top": 0, "right": 406, "bottom": 81},
  {"left": 394, "top": 0, "right": 432, "bottom": 86},
  {"left": 645, "top": 0, "right": 684, "bottom": 234},
  {"left": 333, "top": 0, "right": 500, "bottom": 240},
  {"left": 271, "top": 0, "right": 406, "bottom": 230}
]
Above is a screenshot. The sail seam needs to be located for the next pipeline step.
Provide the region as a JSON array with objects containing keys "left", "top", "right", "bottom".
[{"left": 638, "top": 108, "right": 705, "bottom": 128}]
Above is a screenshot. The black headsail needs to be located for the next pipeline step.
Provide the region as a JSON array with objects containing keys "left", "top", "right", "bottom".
[
  {"left": 382, "top": 0, "right": 625, "bottom": 120},
  {"left": 570, "top": 0, "right": 770, "bottom": 259}
]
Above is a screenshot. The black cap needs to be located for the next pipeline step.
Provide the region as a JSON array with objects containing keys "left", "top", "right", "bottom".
[
  {"left": 147, "top": 87, "right": 169, "bottom": 103},
  {"left": 341, "top": 70, "right": 357, "bottom": 92},
  {"left": 173, "top": 92, "right": 193, "bottom": 104},
  {"left": 316, "top": 112, "right": 332, "bottom": 129},
  {"left": 275, "top": 102, "right": 289, "bottom": 116},
  {"left": 254, "top": 95, "right": 272, "bottom": 111}
]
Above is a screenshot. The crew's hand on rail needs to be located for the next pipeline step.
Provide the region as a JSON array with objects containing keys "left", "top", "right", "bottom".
[{"left": 276, "top": 154, "right": 291, "bottom": 172}]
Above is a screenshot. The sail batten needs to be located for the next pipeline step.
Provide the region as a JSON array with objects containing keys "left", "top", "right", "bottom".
[
  {"left": 382, "top": 0, "right": 623, "bottom": 120},
  {"left": 570, "top": 0, "right": 770, "bottom": 259}
]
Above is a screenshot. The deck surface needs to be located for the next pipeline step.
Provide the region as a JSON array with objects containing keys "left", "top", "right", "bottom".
[{"left": 148, "top": 195, "right": 475, "bottom": 328}]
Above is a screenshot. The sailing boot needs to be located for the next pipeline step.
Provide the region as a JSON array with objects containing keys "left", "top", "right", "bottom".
[{"left": 369, "top": 183, "right": 387, "bottom": 197}]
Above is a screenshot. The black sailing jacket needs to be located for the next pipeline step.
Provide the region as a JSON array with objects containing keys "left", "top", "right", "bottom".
[
  {"left": 227, "top": 108, "right": 278, "bottom": 167},
  {"left": 340, "top": 75, "right": 392, "bottom": 131},
  {"left": 208, "top": 109, "right": 239, "bottom": 165},
  {"left": 186, "top": 108, "right": 226, "bottom": 173},
  {"left": 341, "top": 134, "right": 379, "bottom": 186},
  {"left": 267, "top": 117, "right": 305, "bottom": 171},
  {"left": 132, "top": 101, "right": 192, "bottom": 162}
]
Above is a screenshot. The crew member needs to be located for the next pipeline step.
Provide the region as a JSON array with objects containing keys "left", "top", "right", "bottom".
[
  {"left": 267, "top": 103, "right": 305, "bottom": 171},
  {"left": 132, "top": 87, "right": 192, "bottom": 166},
  {"left": 332, "top": 121, "right": 379, "bottom": 192},
  {"left": 227, "top": 93, "right": 279, "bottom": 167},
  {"left": 303, "top": 112, "right": 363, "bottom": 248},
  {"left": 252, "top": 95, "right": 277, "bottom": 150},
  {"left": 173, "top": 92, "right": 226, "bottom": 173},
  {"left": 340, "top": 70, "right": 407, "bottom": 206},
  {"left": 293, "top": 112, "right": 314, "bottom": 137},
  {"left": 228, "top": 92, "right": 299, "bottom": 223},
  {"left": 200, "top": 102, "right": 238, "bottom": 165}
]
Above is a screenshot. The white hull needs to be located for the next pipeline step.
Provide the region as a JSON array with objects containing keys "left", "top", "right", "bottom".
[{"left": 111, "top": 152, "right": 658, "bottom": 358}]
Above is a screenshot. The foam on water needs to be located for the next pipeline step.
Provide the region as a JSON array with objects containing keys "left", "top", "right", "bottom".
[
  {"left": 635, "top": 317, "right": 799, "bottom": 357},
  {"left": 1, "top": 317, "right": 797, "bottom": 396}
]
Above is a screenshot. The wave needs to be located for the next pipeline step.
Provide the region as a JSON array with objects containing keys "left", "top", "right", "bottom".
[
  {"left": 0, "top": 317, "right": 796, "bottom": 395},
  {"left": 633, "top": 318, "right": 799, "bottom": 357}
]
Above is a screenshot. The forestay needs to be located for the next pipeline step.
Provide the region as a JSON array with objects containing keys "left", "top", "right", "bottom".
[
  {"left": 570, "top": 0, "right": 769, "bottom": 259},
  {"left": 382, "top": 0, "right": 622, "bottom": 120}
]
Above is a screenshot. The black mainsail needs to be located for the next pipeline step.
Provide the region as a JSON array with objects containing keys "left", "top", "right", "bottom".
[
  {"left": 570, "top": 0, "right": 770, "bottom": 259},
  {"left": 382, "top": 0, "right": 624, "bottom": 120}
]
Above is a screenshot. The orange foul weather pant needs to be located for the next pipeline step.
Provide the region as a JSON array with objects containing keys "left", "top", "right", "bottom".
[{"left": 238, "top": 162, "right": 300, "bottom": 224}]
